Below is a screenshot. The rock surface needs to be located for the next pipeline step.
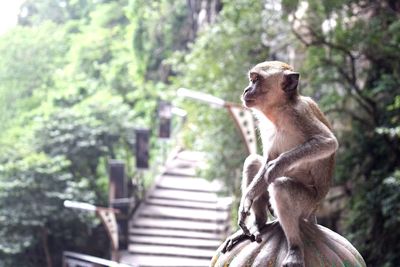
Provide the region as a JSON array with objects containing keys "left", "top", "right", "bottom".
[{"left": 211, "top": 220, "right": 366, "bottom": 267}]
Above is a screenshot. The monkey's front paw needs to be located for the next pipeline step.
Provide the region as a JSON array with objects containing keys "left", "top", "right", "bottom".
[
  {"left": 238, "top": 211, "right": 251, "bottom": 236},
  {"left": 221, "top": 229, "right": 249, "bottom": 253},
  {"left": 266, "top": 156, "right": 288, "bottom": 183},
  {"left": 238, "top": 197, "right": 253, "bottom": 235},
  {"left": 239, "top": 195, "right": 253, "bottom": 215}
]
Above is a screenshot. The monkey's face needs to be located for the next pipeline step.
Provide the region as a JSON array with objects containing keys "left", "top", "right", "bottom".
[
  {"left": 241, "top": 69, "right": 286, "bottom": 109},
  {"left": 241, "top": 62, "right": 300, "bottom": 111}
]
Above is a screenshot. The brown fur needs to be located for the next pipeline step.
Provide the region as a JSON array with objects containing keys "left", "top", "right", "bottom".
[{"left": 223, "top": 61, "right": 338, "bottom": 267}]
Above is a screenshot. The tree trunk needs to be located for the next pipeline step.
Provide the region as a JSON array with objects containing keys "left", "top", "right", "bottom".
[{"left": 42, "top": 227, "right": 52, "bottom": 267}]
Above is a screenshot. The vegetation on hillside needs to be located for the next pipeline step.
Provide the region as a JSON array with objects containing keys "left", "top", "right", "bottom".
[{"left": 0, "top": 0, "right": 398, "bottom": 266}]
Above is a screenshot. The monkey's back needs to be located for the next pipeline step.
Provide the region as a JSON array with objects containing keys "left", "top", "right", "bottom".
[
  {"left": 301, "top": 96, "right": 336, "bottom": 200},
  {"left": 265, "top": 96, "right": 336, "bottom": 200}
]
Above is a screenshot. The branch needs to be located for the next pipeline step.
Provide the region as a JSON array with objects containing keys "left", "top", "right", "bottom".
[
  {"left": 325, "top": 107, "right": 372, "bottom": 127},
  {"left": 42, "top": 227, "right": 52, "bottom": 267},
  {"left": 319, "top": 58, "right": 374, "bottom": 116},
  {"left": 299, "top": 19, "right": 378, "bottom": 115},
  {"left": 290, "top": 23, "right": 312, "bottom": 47},
  {"left": 306, "top": 24, "right": 355, "bottom": 60},
  {"left": 290, "top": 16, "right": 378, "bottom": 121}
]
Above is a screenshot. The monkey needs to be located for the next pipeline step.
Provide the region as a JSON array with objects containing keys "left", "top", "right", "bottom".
[{"left": 221, "top": 61, "right": 338, "bottom": 267}]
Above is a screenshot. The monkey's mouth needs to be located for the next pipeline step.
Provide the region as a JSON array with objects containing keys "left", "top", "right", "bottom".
[
  {"left": 242, "top": 98, "right": 256, "bottom": 107},
  {"left": 245, "top": 99, "right": 255, "bottom": 103}
]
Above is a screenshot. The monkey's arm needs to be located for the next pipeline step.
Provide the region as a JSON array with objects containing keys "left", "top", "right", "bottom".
[
  {"left": 238, "top": 162, "right": 268, "bottom": 234},
  {"left": 265, "top": 131, "right": 338, "bottom": 184},
  {"left": 241, "top": 164, "right": 268, "bottom": 206},
  {"left": 239, "top": 133, "right": 337, "bottom": 223},
  {"left": 282, "top": 134, "right": 337, "bottom": 166}
]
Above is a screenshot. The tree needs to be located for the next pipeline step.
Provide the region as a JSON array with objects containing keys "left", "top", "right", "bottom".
[
  {"left": 35, "top": 91, "right": 138, "bottom": 203},
  {"left": 282, "top": 1, "right": 400, "bottom": 265},
  {"left": 18, "top": 0, "right": 98, "bottom": 25},
  {"left": 128, "top": 0, "right": 208, "bottom": 83},
  {"left": 0, "top": 154, "right": 96, "bottom": 267},
  {"left": 170, "top": 0, "right": 286, "bottom": 195},
  {"left": 0, "top": 22, "right": 68, "bottom": 133},
  {"left": 0, "top": 1, "right": 154, "bottom": 265}
]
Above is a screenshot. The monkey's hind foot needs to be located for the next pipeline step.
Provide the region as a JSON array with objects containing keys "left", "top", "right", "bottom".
[{"left": 282, "top": 246, "right": 305, "bottom": 267}]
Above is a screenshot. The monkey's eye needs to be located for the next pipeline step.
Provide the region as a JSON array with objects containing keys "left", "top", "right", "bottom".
[{"left": 250, "top": 75, "right": 259, "bottom": 83}]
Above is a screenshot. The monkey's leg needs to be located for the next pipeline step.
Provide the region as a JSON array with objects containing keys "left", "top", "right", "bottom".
[
  {"left": 250, "top": 192, "right": 269, "bottom": 242},
  {"left": 222, "top": 154, "right": 265, "bottom": 254},
  {"left": 241, "top": 154, "right": 269, "bottom": 241},
  {"left": 268, "top": 177, "right": 316, "bottom": 267}
]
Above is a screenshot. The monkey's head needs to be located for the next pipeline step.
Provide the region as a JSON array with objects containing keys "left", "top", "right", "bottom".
[{"left": 241, "top": 61, "right": 300, "bottom": 111}]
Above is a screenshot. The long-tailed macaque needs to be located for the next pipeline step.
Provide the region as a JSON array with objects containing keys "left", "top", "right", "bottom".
[{"left": 222, "top": 61, "right": 338, "bottom": 267}]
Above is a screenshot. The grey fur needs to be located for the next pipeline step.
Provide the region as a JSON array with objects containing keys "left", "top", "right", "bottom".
[{"left": 223, "top": 61, "right": 338, "bottom": 267}]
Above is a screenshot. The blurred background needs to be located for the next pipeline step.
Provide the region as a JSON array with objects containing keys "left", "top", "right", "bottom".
[{"left": 0, "top": 0, "right": 399, "bottom": 266}]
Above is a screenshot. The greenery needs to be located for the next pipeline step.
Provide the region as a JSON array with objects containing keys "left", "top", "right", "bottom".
[
  {"left": 0, "top": 0, "right": 398, "bottom": 266},
  {"left": 279, "top": 1, "right": 400, "bottom": 265},
  {"left": 170, "top": 0, "right": 270, "bottom": 195},
  {"left": 0, "top": 0, "right": 161, "bottom": 265}
]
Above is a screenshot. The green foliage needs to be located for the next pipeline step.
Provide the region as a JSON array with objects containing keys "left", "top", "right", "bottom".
[
  {"left": 282, "top": 1, "right": 400, "bottom": 265},
  {"left": 169, "top": 0, "right": 271, "bottom": 194},
  {"left": 0, "top": 153, "right": 96, "bottom": 266},
  {"left": 347, "top": 170, "right": 400, "bottom": 267},
  {"left": 0, "top": 0, "right": 162, "bottom": 265},
  {"left": 128, "top": 0, "right": 190, "bottom": 82},
  {"left": 35, "top": 91, "right": 138, "bottom": 203},
  {"left": 0, "top": 22, "right": 68, "bottom": 132},
  {"left": 18, "top": 0, "right": 98, "bottom": 25},
  {"left": 1, "top": 0, "right": 399, "bottom": 266}
]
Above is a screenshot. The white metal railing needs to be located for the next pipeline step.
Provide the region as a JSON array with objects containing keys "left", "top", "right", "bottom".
[{"left": 62, "top": 251, "right": 137, "bottom": 267}]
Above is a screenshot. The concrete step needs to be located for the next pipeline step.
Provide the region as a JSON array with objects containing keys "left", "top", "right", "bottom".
[
  {"left": 145, "top": 198, "right": 229, "bottom": 211},
  {"left": 165, "top": 158, "right": 201, "bottom": 169},
  {"left": 138, "top": 205, "right": 229, "bottom": 222},
  {"left": 164, "top": 167, "right": 197, "bottom": 177},
  {"left": 125, "top": 151, "right": 229, "bottom": 267},
  {"left": 149, "top": 189, "right": 218, "bottom": 203},
  {"left": 131, "top": 217, "right": 227, "bottom": 233},
  {"left": 128, "top": 244, "right": 215, "bottom": 259},
  {"left": 157, "top": 176, "right": 221, "bottom": 193},
  {"left": 175, "top": 151, "right": 205, "bottom": 162},
  {"left": 130, "top": 235, "right": 220, "bottom": 249},
  {"left": 120, "top": 254, "right": 210, "bottom": 267},
  {"left": 129, "top": 228, "right": 224, "bottom": 240}
]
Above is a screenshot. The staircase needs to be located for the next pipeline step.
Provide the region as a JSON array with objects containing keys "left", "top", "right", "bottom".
[{"left": 120, "top": 150, "right": 232, "bottom": 267}]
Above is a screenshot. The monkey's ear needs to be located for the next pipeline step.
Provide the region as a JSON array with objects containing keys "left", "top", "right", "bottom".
[{"left": 282, "top": 70, "right": 300, "bottom": 93}]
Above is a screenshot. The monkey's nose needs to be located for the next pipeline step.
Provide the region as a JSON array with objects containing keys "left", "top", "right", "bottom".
[{"left": 244, "top": 86, "right": 251, "bottom": 93}]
